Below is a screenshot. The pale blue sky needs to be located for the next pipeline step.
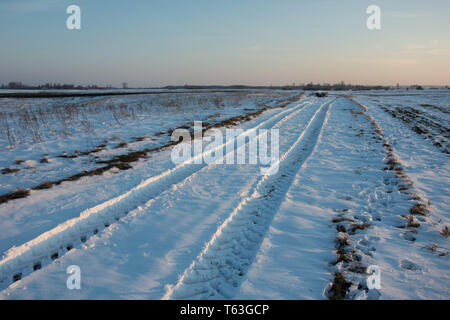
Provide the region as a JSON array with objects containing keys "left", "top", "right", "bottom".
[{"left": 1, "top": 0, "right": 449, "bottom": 86}]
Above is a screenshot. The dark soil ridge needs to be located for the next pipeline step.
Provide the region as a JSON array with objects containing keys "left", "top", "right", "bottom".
[{"left": 379, "top": 104, "right": 449, "bottom": 153}]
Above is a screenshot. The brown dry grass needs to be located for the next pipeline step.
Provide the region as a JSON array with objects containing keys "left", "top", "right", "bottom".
[
  {"left": 440, "top": 226, "right": 450, "bottom": 238},
  {"left": 410, "top": 203, "right": 429, "bottom": 216},
  {"left": 328, "top": 272, "right": 351, "bottom": 300}
]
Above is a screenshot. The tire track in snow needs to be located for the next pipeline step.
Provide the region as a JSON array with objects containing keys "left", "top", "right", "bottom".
[
  {"left": 0, "top": 97, "right": 315, "bottom": 289},
  {"left": 164, "top": 99, "right": 334, "bottom": 300}
]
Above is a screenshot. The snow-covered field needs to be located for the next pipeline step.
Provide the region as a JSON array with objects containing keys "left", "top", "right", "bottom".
[{"left": 0, "top": 89, "right": 448, "bottom": 299}]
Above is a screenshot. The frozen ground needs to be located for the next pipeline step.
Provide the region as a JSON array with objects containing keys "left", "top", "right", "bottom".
[{"left": 0, "top": 89, "right": 448, "bottom": 299}]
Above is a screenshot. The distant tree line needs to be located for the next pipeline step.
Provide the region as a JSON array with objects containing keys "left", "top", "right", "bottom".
[
  {"left": 164, "top": 82, "right": 392, "bottom": 91},
  {"left": 0, "top": 82, "right": 115, "bottom": 90}
]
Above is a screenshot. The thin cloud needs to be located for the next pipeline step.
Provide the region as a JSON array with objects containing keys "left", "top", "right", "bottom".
[{"left": 402, "top": 41, "right": 449, "bottom": 56}]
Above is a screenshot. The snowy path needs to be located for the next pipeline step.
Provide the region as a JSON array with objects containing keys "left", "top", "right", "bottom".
[{"left": 164, "top": 100, "right": 333, "bottom": 299}]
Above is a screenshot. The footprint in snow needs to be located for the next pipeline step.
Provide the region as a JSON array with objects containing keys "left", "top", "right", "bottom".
[{"left": 400, "top": 259, "right": 422, "bottom": 272}]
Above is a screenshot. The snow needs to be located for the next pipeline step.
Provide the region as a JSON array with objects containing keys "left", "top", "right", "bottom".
[{"left": 0, "top": 89, "right": 448, "bottom": 299}]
